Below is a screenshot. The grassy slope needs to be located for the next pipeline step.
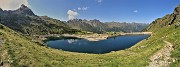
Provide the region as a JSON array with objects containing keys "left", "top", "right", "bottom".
[
  {"left": 1, "top": 18, "right": 179, "bottom": 67},
  {"left": 164, "top": 26, "right": 180, "bottom": 67},
  {"left": 148, "top": 23, "right": 180, "bottom": 67}
]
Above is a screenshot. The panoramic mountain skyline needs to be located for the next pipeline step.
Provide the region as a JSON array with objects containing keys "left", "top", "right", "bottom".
[
  {"left": 0, "top": 0, "right": 180, "bottom": 67},
  {"left": 0, "top": 0, "right": 179, "bottom": 23}
]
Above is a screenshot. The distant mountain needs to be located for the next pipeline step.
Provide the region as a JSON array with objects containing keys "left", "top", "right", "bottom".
[
  {"left": 0, "top": 4, "right": 78, "bottom": 35},
  {"left": 66, "top": 19, "right": 148, "bottom": 33},
  {"left": 66, "top": 19, "right": 108, "bottom": 33},
  {"left": 105, "top": 22, "right": 148, "bottom": 32}
]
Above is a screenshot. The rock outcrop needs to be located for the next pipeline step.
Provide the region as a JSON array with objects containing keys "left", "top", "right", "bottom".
[{"left": 173, "top": 5, "right": 180, "bottom": 15}]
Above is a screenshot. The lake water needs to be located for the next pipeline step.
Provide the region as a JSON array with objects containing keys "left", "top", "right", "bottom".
[{"left": 46, "top": 35, "right": 150, "bottom": 54}]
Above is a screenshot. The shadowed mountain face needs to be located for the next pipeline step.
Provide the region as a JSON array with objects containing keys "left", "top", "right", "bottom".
[
  {"left": 0, "top": 4, "right": 78, "bottom": 35},
  {"left": 66, "top": 19, "right": 148, "bottom": 33}
]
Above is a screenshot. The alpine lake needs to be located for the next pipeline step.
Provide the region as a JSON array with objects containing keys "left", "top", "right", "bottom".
[{"left": 46, "top": 35, "right": 150, "bottom": 54}]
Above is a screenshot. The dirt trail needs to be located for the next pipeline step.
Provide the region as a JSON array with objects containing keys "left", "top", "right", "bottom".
[
  {"left": 0, "top": 35, "right": 4, "bottom": 47},
  {"left": 148, "top": 41, "right": 175, "bottom": 67},
  {"left": 0, "top": 36, "right": 10, "bottom": 67}
]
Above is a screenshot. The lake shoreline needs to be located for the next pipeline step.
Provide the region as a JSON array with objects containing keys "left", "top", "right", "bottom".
[
  {"left": 62, "top": 32, "right": 152, "bottom": 41},
  {"left": 36, "top": 32, "right": 152, "bottom": 42}
]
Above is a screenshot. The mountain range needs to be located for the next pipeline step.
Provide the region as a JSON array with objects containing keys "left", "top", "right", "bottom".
[
  {"left": 66, "top": 19, "right": 148, "bottom": 33},
  {"left": 0, "top": 4, "right": 78, "bottom": 35},
  {"left": 0, "top": 4, "right": 148, "bottom": 35}
]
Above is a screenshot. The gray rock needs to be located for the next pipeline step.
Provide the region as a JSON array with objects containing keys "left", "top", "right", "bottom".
[
  {"left": 15, "top": 4, "right": 35, "bottom": 16},
  {"left": 174, "top": 5, "right": 180, "bottom": 15}
]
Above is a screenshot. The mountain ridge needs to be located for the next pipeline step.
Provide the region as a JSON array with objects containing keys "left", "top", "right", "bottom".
[
  {"left": 145, "top": 4, "right": 180, "bottom": 32},
  {"left": 66, "top": 19, "right": 148, "bottom": 33},
  {"left": 0, "top": 4, "right": 79, "bottom": 35}
]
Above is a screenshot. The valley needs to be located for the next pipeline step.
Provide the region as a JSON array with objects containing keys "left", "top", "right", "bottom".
[{"left": 0, "top": 1, "right": 180, "bottom": 67}]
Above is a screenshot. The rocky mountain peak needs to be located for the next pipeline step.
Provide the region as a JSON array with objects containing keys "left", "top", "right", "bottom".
[
  {"left": 173, "top": 4, "right": 180, "bottom": 15},
  {"left": 16, "top": 4, "right": 35, "bottom": 16},
  {"left": 90, "top": 19, "right": 100, "bottom": 22},
  {"left": 20, "top": 4, "right": 28, "bottom": 9}
]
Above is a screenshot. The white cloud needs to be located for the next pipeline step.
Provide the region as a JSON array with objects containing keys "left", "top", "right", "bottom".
[
  {"left": 67, "top": 10, "right": 78, "bottom": 20},
  {"left": 78, "top": 7, "right": 82, "bottom": 10},
  {"left": 133, "top": 10, "right": 138, "bottom": 13},
  {"left": 78, "top": 7, "right": 88, "bottom": 11},
  {"left": 82, "top": 7, "right": 88, "bottom": 10},
  {"left": 96, "top": 0, "right": 103, "bottom": 3},
  {"left": 0, "top": 0, "right": 29, "bottom": 10}
]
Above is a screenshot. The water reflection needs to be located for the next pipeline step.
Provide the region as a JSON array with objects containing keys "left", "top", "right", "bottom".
[{"left": 67, "top": 39, "right": 78, "bottom": 44}]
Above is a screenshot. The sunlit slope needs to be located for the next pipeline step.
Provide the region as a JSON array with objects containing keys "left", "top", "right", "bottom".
[{"left": 144, "top": 5, "right": 180, "bottom": 67}]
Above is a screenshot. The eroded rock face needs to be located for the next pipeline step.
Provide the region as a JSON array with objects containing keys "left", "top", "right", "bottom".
[{"left": 174, "top": 5, "right": 180, "bottom": 15}]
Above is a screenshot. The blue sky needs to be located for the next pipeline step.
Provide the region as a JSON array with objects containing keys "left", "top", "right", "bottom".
[{"left": 28, "top": 0, "right": 180, "bottom": 23}]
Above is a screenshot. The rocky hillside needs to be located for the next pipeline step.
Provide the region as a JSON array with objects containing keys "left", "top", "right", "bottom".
[
  {"left": 66, "top": 19, "right": 148, "bottom": 33},
  {"left": 145, "top": 5, "right": 180, "bottom": 31},
  {"left": 0, "top": 4, "right": 78, "bottom": 35}
]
